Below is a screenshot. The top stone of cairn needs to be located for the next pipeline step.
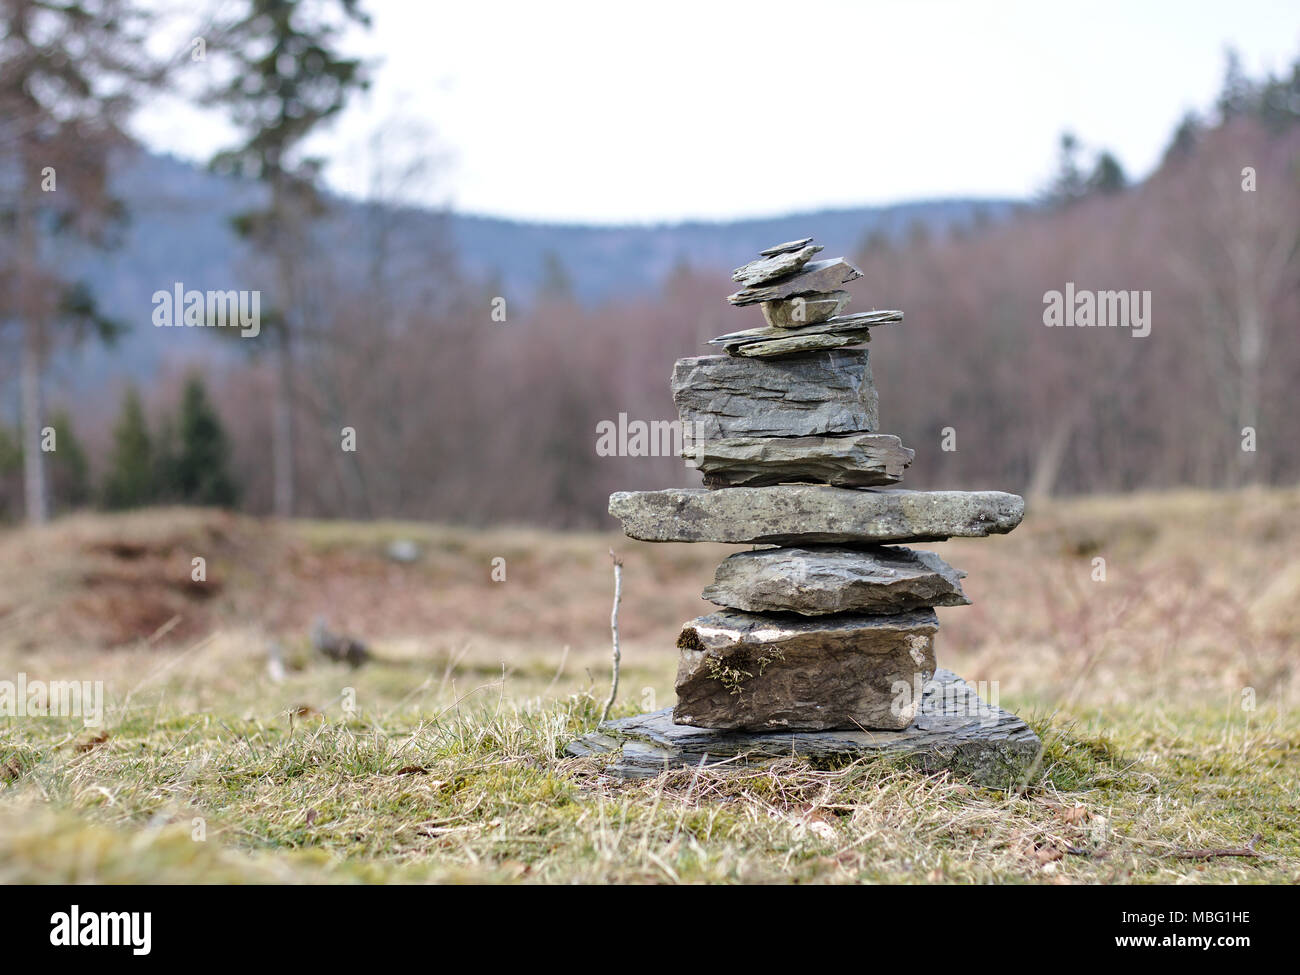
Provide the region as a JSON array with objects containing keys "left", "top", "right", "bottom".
[
  {"left": 731, "top": 242, "right": 824, "bottom": 287},
  {"left": 720, "top": 237, "right": 901, "bottom": 357},
  {"left": 759, "top": 237, "right": 814, "bottom": 256}
]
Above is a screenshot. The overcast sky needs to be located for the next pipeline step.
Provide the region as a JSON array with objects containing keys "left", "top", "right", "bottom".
[{"left": 132, "top": 0, "right": 1300, "bottom": 225}]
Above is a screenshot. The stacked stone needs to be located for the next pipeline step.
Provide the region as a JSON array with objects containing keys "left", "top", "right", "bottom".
[{"left": 608, "top": 238, "right": 1025, "bottom": 734}]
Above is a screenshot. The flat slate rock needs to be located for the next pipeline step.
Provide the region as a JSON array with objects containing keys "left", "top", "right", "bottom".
[
  {"left": 709, "top": 309, "right": 903, "bottom": 348},
  {"left": 703, "top": 544, "right": 969, "bottom": 615},
  {"left": 760, "top": 291, "right": 849, "bottom": 328},
  {"left": 672, "top": 349, "right": 877, "bottom": 442},
  {"left": 727, "top": 257, "right": 863, "bottom": 306},
  {"left": 730, "top": 329, "right": 871, "bottom": 358},
  {"left": 689, "top": 433, "right": 913, "bottom": 488},
  {"left": 565, "top": 668, "right": 1043, "bottom": 789},
  {"left": 674, "top": 608, "right": 937, "bottom": 731},
  {"left": 608, "top": 486, "right": 1025, "bottom": 545},
  {"left": 731, "top": 243, "right": 823, "bottom": 286},
  {"left": 759, "top": 237, "right": 813, "bottom": 257}
]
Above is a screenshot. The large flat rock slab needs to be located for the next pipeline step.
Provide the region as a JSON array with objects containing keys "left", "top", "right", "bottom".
[
  {"left": 703, "top": 545, "right": 969, "bottom": 615},
  {"left": 608, "top": 486, "right": 1025, "bottom": 545},
  {"left": 689, "top": 433, "right": 913, "bottom": 488},
  {"left": 672, "top": 349, "right": 877, "bottom": 442},
  {"left": 674, "top": 608, "right": 937, "bottom": 731},
  {"left": 566, "top": 669, "right": 1042, "bottom": 789}
]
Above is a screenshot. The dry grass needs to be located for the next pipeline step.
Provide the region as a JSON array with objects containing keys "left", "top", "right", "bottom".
[{"left": 0, "top": 488, "right": 1297, "bottom": 883}]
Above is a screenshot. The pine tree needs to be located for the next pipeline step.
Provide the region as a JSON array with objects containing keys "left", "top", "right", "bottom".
[
  {"left": 1045, "top": 131, "right": 1086, "bottom": 206},
  {"left": 45, "top": 409, "right": 90, "bottom": 513},
  {"left": 1162, "top": 111, "right": 1202, "bottom": 164},
  {"left": 172, "top": 376, "right": 239, "bottom": 508},
  {"left": 102, "top": 387, "right": 154, "bottom": 509},
  {"left": 0, "top": 425, "right": 22, "bottom": 521},
  {"left": 539, "top": 250, "right": 575, "bottom": 301},
  {"left": 0, "top": 0, "right": 159, "bottom": 523},
  {"left": 205, "top": 0, "right": 371, "bottom": 517},
  {"left": 1087, "top": 152, "right": 1127, "bottom": 195},
  {"left": 151, "top": 416, "right": 179, "bottom": 505}
]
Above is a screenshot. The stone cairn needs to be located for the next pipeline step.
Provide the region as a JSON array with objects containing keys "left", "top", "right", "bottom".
[{"left": 570, "top": 238, "right": 1041, "bottom": 785}]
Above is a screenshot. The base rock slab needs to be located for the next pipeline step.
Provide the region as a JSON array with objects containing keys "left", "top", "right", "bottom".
[{"left": 566, "top": 669, "right": 1042, "bottom": 788}]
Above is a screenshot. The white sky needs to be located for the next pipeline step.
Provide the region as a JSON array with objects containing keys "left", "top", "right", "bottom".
[{"left": 131, "top": 0, "right": 1300, "bottom": 224}]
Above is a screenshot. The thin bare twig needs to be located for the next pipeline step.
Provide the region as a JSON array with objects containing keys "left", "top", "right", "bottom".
[
  {"left": 1171, "top": 833, "right": 1264, "bottom": 860},
  {"left": 599, "top": 551, "right": 624, "bottom": 725}
]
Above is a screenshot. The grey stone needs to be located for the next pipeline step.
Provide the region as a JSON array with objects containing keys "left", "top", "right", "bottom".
[
  {"left": 709, "top": 309, "right": 902, "bottom": 349},
  {"left": 730, "top": 329, "right": 872, "bottom": 358},
  {"left": 703, "top": 545, "right": 969, "bottom": 615},
  {"left": 731, "top": 243, "right": 823, "bottom": 286},
  {"left": 729, "top": 309, "right": 909, "bottom": 357},
  {"left": 727, "top": 258, "right": 863, "bottom": 306},
  {"left": 671, "top": 349, "right": 877, "bottom": 442},
  {"left": 688, "top": 433, "right": 913, "bottom": 488},
  {"left": 384, "top": 539, "right": 421, "bottom": 563},
  {"left": 822, "top": 310, "right": 906, "bottom": 330},
  {"left": 759, "top": 237, "right": 813, "bottom": 257},
  {"left": 673, "top": 608, "right": 937, "bottom": 731},
  {"left": 565, "top": 668, "right": 1043, "bottom": 790},
  {"left": 608, "top": 486, "right": 1026, "bottom": 545},
  {"left": 760, "top": 291, "right": 850, "bottom": 328}
]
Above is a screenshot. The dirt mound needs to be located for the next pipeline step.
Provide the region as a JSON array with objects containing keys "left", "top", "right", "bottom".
[{"left": 0, "top": 508, "right": 281, "bottom": 650}]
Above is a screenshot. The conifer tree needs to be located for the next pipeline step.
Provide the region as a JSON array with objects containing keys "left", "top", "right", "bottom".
[
  {"left": 205, "top": 0, "right": 370, "bottom": 517},
  {"left": 0, "top": 0, "right": 159, "bottom": 523},
  {"left": 102, "top": 387, "right": 154, "bottom": 509},
  {"left": 45, "top": 409, "right": 90, "bottom": 513},
  {"left": 171, "top": 375, "right": 239, "bottom": 508}
]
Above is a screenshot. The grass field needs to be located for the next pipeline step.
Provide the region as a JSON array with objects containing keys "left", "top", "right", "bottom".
[{"left": 1, "top": 489, "right": 1297, "bottom": 883}]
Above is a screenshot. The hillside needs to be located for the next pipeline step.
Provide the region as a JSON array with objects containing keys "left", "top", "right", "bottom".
[{"left": 46, "top": 148, "right": 1015, "bottom": 389}]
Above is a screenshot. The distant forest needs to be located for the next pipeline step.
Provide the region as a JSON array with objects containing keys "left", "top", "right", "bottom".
[{"left": 3, "top": 43, "right": 1299, "bottom": 528}]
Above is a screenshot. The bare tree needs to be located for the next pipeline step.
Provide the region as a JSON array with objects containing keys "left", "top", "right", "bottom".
[{"left": 0, "top": 0, "right": 159, "bottom": 523}]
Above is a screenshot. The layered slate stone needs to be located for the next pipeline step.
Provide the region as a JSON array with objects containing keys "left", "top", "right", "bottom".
[
  {"left": 731, "top": 329, "right": 871, "bottom": 357},
  {"left": 731, "top": 242, "right": 823, "bottom": 286},
  {"left": 709, "top": 309, "right": 902, "bottom": 351},
  {"left": 688, "top": 433, "right": 913, "bottom": 488},
  {"left": 671, "top": 349, "right": 877, "bottom": 442},
  {"left": 566, "top": 669, "right": 1042, "bottom": 789},
  {"left": 727, "top": 257, "right": 863, "bottom": 306},
  {"left": 759, "top": 237, "right": 813, "bottom": 256},
  {"left": 609, "top": 486, "right": 1025, "bottom": 545},
  {"left": 703, "top": 545, "right": 969, "bottom": 615},
  {"left": 760, "top": 291, "right": 849, "bottom": 328},
  {"left": 673, "top": 608, "right": 937, "bottom": 731}
]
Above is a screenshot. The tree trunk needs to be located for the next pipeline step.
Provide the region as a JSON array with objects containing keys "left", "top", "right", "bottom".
[
  {"left": 272, "top": 324, "right": 295, "bottom": 517},
  {"left": 1026, "top": 414, "right": 1074, "bottom": 501},
  {"left": 16, "top": 144, "right": 48, "bottom": 525},
  {"left": 269, "top": 175, "right": 296, "bottom": 518},
  {"left": 1236, "top": 303, "right": 1263, "bottom": 486},
  {"left": 20, "top": 320, "right": 48, "bottom": 524}
]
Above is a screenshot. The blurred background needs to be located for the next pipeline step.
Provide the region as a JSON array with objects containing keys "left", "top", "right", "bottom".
[
  {"left": 1, "top": 0, "right": 1298, "bottom": 693},
  {"left": 2, "top": 0, "right": 1298, "bottom": 530}
]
